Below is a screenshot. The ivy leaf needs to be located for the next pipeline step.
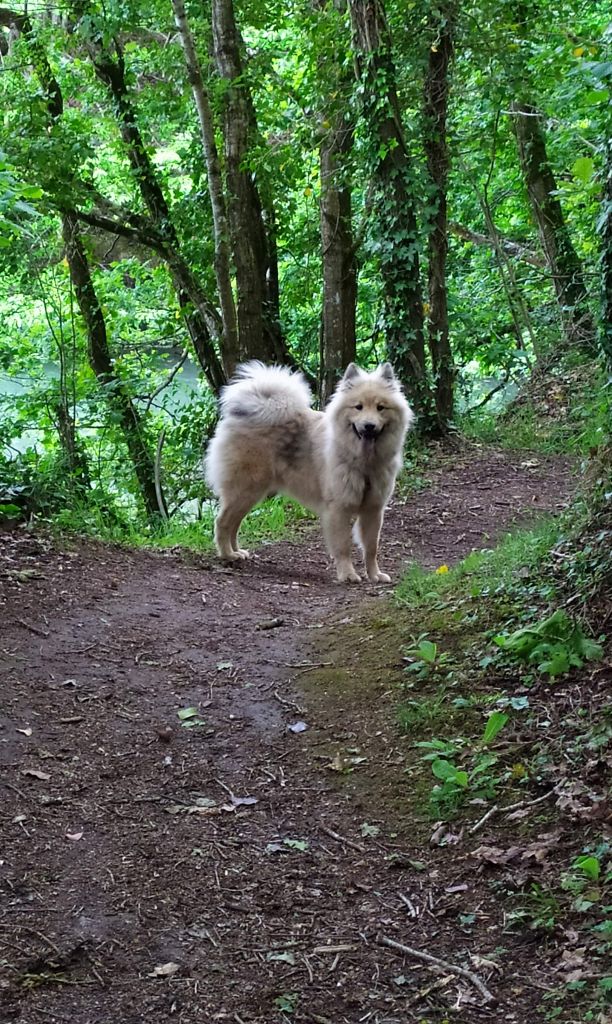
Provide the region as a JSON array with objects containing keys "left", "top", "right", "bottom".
[{"left": 571, "top": 157, "right": 594, "bottom": 184}]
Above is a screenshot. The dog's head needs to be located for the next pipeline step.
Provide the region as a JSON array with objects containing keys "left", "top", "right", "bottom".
[{"left": 328, "top": 363, "right": 414, "bottom": 447}]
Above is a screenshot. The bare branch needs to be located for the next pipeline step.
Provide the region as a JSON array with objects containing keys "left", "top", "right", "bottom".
[{"left": 450, "top": 221, "right": 544, "bottom": 267}]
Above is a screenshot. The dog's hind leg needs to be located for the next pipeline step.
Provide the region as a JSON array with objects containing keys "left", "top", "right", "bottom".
[
  {"left": 214, "top": 489, "right": 263, "bottom": 560},
  {"left": 355, "top": 505, "right": 390, "bottom": 583},
  {"left": 322, "top": 506, "right": 361, "bottom": 583}
]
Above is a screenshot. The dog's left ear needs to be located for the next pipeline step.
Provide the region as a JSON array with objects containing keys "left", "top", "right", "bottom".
[
  {"left": 340, "top": 363, "right": 361, "bottom": 389},
  {"left": 378, "top": 362, "right": 395, "bottom": 382}
]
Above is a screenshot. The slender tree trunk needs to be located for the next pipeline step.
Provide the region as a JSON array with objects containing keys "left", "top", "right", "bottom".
[
  {"left": 511, "top": 102, "right": 595, "bottom": 350},
  {"left": 601, "top": 140, "right": 612, "bottom": 373},
  {"left": 54, "top": 397, "right": 90, "bottom": 489},
  {"left": 319, "top": 118, "right": 357, "bottom": 404},
  {"left": 61, "top": 211, "right": 161, "bottom": 518},
  {"left": 171, "top": 0, "right": 238, "bottom": 377},
  {"left": 72, "top": 13, "right": 226, "bottom": 389},
  {"left": 211, "top": 0, "right": 289, "bottom": 364},
  {"left": 348, "top": 0, "right": 435, "bottom": 423},
  {"left": 316, "top": 0, "right": 357, "bottom": 406},
  {"left": 423, "top": 6, "right": 455, "bottom": 428}
]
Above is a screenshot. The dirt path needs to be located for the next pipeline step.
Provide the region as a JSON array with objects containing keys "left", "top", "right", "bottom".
[{"left": 0, "top": 447, "right": 575, "bottom": 1024}]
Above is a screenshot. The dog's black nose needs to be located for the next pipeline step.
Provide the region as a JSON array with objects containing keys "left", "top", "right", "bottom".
[{"left": 362, "top": 422, "right": 377, "bottom": 435}]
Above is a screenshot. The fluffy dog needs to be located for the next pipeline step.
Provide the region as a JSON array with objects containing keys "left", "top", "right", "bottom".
[{"left": 205, "top": 361, "right": 414, "bottom": 583}]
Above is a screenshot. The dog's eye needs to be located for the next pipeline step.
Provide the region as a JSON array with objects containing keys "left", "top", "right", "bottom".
[
  {"left": 377, "top": 404, "right": 386, "bottom": 412},
  {"left": 355, "top": 403, "right": 363, "bottom": 410}
]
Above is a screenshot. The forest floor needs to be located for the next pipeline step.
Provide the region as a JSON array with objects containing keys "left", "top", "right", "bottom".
[{"left": 1, "top": 442, "right": 607, "bottom": 1024}]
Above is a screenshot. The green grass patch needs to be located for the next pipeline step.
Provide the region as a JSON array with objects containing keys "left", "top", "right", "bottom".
[
  {"left": 396, "top": 516, "right": 561, "bottom": 610},
  {"left": 52, "top": 495, "right": 316, "bottom": 552}
]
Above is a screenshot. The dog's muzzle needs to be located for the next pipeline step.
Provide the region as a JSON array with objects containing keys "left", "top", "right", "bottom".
[{"left": 353, "top": 422, "right": 382, "bottom": 442}]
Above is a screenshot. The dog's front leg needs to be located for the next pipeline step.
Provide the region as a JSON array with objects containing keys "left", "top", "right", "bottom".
[
  {"left": 356, "top": 504, "right": 390, "bottom": 583},
  {"left": 321, "top": 506, "right": 361, "bottom": 583}
]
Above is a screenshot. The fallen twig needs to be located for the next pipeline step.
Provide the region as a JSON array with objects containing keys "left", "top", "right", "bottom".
[
  {"left": 16, "top": 618, "right": 49, "bottom": 638},
  {"left": 285, "top": 660, "right": 334, "bottom": 672},
  {"left": 0, "top": 924, "right": 62, "bottom": 956},
  {"left": 320, "top": 825, "right": 364, "bottom": 854},
  {"left": 408, "top": 973, "right": 453, "bottom": 1006},
  {"left": 378, "top": 934, "right": 496, "bottom": 1005},
  {"left": 2, "top": 780, "right": 29, "bottom": 801},
  {"left": 469, "top": 787, "right": 558, "bottom": 834},
  {"left": 399, "top": 893, "right": 418, "bottom": 918},
  {"left": 272, "top": 690, "right": 305, "bottom": 714}
]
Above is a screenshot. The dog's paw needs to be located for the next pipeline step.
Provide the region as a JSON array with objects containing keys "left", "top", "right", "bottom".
[
  {"left": 219, "top": 548, "right": 250, "bottom": 561},
  {"left": 233, "top": 547, "right": 251, "bottom": 560},
  {"left": 337, "top": 569, "right": 362, "bottom": 584},
  {"left": 369, "top": 570, "right": 391, "bottom": 584}
]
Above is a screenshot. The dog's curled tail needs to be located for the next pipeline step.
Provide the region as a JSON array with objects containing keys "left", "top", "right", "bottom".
[{"left": 218, "top": 361, "right": 313, "bottom": 424}]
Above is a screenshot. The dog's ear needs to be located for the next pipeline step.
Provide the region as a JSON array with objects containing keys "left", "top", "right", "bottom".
[
  {"left": 378, "top": 362, "right": 396, "bottom": 382},
  {"left": 340, "top": 363, "right": 361, "bottom": 388}
]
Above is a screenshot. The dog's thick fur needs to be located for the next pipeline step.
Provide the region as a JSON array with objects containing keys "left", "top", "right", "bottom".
[{"left": 205, "top": 361, "right": 414, "bottom": 582}]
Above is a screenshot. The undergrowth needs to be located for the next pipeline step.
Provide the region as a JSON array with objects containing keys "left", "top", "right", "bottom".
[
  {"left": 394, "top": 493, "right": 612, "bottom": 1022},
  {"left": 460, "top": 360, "right": 608, "bottom": 454},
  {"left": 50, "top": 495, "right": 316, "bottom": 551}
]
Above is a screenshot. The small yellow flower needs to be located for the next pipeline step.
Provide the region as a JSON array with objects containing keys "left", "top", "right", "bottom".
[
  {"left": 573, "top": 46, "right": 585, "bottom": 57},
  {"left": 511, "top": 763, "right": 527, "bottom": 780},
  {"left": 435, "top": 564, "right": 449, "bottom": 575}
]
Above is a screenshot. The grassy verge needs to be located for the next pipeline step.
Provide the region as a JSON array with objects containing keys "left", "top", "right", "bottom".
[
  {"left": 392, "top": 513, "right": 611, "bottom": 1022},
  {"left": 50, "top": 495, "right": 317, "bottom": 551}
]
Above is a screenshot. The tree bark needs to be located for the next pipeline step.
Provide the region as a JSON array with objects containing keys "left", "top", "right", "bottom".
[
  {"left": 61, "top": 210, "right": 161, "bottom": 518},
  {"left": 72, "top": 12, "right": 227, "bottom": 389},
  {"left": 211, "top": 0, "right": 289, "bottom": 364},
  {"left": 511, "top": 101, "right": 595, "bottom": 350},
  {"left": 54, "top": 396, "right": 90, "bottom": 489},
  {"left": 601, "top": 139, "right": 612, "bottom": 372},
  {"left": 171, "top": 0, "right": 238, "bottom": 377},
  {"left": 316, "top": 1, "right": 357, "bottom": 405},
  {"left": 348, "top": 0, "right": 434, "bottom": 423},
  {"left": 423, "top": 5, "right": 455, "bottom": 428},
  {"left": 319, "top": 116, "right": 357, "bottom": 404}
]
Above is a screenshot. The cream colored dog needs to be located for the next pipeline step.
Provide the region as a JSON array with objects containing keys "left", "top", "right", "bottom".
[{"left": 205, "top": 361, "right": 414, "bottom": 582}]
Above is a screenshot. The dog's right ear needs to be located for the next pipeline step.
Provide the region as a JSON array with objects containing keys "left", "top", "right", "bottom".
[{"left": 340, "top": 363, "right": 361, "bottom": 388}]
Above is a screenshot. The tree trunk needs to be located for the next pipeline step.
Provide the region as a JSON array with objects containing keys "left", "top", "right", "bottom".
[
  {"left": 511, "top": 102, "right": 595, "bottom": 351},
  {"left": 316, "top": 0, "right": 357, "bottom": 406},
  {"left": 171, "top": 0, "right": 238, "bottom": 377},
  {"left": 319, "top": 117, "right": 357, "bottom": 405},
  {"left": 348, "top": 0, "right": 434, "bottom": 423},
  {"left": 423, "top": 6, "right": 455, "bottom": 428},
  {"left": 61, "top": 210, "right": 161, "bottom": 519},
  {"left": 211, "top": 0, "right": 289, "bottom": 364},
  {"left": 73, "top": 14, "right": 227, "bottom": 389},
  {"left": 54, "top": 396, "right": 90, "bottom": 489},
  {"left": 601, "top": 140, "right": 612, "bottom": 372}
]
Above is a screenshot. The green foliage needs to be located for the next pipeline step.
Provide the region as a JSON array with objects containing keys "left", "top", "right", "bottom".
[
  {"left": 0, "top": 0, "right": 609, "bottom": 537},
  {"left": 396, "top": 516, "right": 560, "bottom": 609},
  {"left": 461, "top": 363, "right": 610, "bottom": 455},
  {"left": 494, "top": 609, "right": 604, "bottom": 678},
  {"left": 415, "top": 712, "right": 510, "bottom": 815},
  {"left": 0, "top": 153, "right": 41, "bottom": 246}
]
